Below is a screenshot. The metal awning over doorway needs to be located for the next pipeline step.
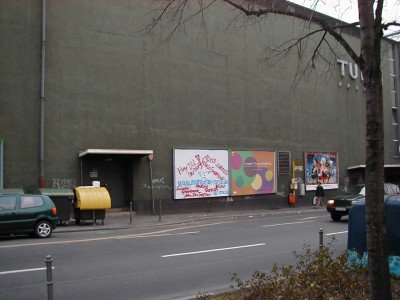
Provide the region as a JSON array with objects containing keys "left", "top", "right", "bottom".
[
  {"left": 79, "top": 149, "right": 153, "bottom": 158},
  {"left": 347, "top": 164, "right": 400, "bottom": 186},
  {"left": 78, "top": 149, "right": 154, "bottom": 208},
  {"left": 347, "top": 164, "right": 400, "bottom": 170}
]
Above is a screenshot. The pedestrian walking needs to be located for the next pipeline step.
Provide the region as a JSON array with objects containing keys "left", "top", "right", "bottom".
[{"left": 315, "top": 182, "right": 325, "bottom": 208}]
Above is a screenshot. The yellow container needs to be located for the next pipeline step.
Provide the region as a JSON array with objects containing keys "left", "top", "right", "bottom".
[{"left": 74, "top": 187, "right": 111, "bottom": 210}]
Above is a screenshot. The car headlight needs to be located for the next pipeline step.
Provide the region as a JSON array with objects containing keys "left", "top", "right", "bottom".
[{"left": 351, "top": 200, "right": 358, "bottom": 206}]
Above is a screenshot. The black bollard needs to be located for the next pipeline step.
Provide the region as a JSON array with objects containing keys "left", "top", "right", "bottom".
[
  {"left": 129, "top": 201, "right": 133, "bottom": 224},
  {"left": 45, "top": 255, "right": 53, "bottom": 300},
  {"left": 319, "top": 228, "right": 324, "bottom": 250}
]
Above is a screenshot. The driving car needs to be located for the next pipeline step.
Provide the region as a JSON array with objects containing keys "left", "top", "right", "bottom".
[
  {"left": 326, "top": 183, "right": 399, "bottom": 221},
  {"left": 0, "top": 194, "right": 58, "bottom": 238}
]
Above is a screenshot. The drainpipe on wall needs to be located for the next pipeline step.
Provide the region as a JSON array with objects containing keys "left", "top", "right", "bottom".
[
  {"left": 149, "top": 154, "right": 155, "bottom": 215},
  {"left": 0, "top": 139, "right": 3, "bottom": 189},
  {"left": 39, "top": 0, "right": 46, "bottom": 188}
]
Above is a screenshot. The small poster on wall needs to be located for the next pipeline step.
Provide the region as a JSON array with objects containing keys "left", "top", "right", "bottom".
[
  {"left": 173, "top": 149, "right": 229, "bottom": 199},
  {"left": 305, "top": 151, "right": 339, "bottom": 191},
  {"left": 230, "top": 150, "right": 276, "bottom": 196}
]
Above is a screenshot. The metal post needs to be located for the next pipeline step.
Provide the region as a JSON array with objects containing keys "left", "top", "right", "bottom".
[
  {"left": 80, "top": 158, "right": 83, "bottom": 186},
  {"left": 158, "top": 199, "right": 162, "bottom": 222},
  {"left": 92, "top": 210, "right": 96, "bottom": 226},
  {"left": 319, "top": 228, "right": 324, "bottom": 250},
  {"left": 149, "top": 159, "right": 155, "bottom": 215},
  {"left": 0, "top": 139, "right": 3, "bottom": 189},
  {"left": 45, "top": 255, "right": 53, "bottom": 300},
  {"left": 129, "top": 201, "right": 133, "bottom": 224}
]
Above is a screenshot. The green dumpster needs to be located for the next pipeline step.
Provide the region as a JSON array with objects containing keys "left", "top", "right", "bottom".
[
  {"left": 38, "top": 188, "right": 74, "bottom": 225},
  {"left": 0, "top": 188, "right": 25, "bottom": 195}
]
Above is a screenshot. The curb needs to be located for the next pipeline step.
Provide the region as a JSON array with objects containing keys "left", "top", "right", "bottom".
[{"left": 55, "top": 207, "right": 322, "bottom": 234}]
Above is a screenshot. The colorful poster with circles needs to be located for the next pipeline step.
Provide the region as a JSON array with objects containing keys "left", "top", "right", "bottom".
[{"left": 230, "top": 150, "right": 276, "bottom": 196}]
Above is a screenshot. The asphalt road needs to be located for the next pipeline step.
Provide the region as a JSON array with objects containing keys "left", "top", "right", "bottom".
[{"left": 0, "top": 209, "right": 348, "bottom": 300}]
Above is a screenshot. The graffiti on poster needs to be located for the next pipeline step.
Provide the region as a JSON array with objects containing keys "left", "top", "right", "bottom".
[
  {"left": 305, "top": 152, "right": 339, "bottom": 190},
  {"left": 174, "top": 149, "right": 229, "bottom": 199},
  {"left": 231, "top": 150, "right": 276, "bottom": 196}
]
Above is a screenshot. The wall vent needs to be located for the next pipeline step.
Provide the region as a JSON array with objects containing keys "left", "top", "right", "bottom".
[{"left": 278, "top": 151, "right": 291, "bottom": 175}]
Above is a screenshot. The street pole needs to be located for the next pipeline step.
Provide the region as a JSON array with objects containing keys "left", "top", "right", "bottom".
[
  {"left": 45, "top": 255, "right": 53, "bottom": 300},
  {"left": 319, "top": 228, "right": 324, "bottom": 250},
  {"left": 0, "top": 139, "right": 3, "bottom": 189},
  {"left": 149, "top": 155, "right": 155, "bottom": 215},
  {"left": 158, "top": 198, "right": 162, "bottom": 221},
  {"left": 129, "top": 201, "right": 133, "bottom": 224}
]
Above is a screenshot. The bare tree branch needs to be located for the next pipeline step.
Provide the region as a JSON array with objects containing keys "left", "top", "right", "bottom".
[
  {"left": 375, "top": 0, "right": 384, "bottom": 29},
  {"left": 220, "top": 1, "right": 364, "bottom": 65},
  {"left": 149, "top": 0, "right": 363, "bottom": 71},
  {"left": 146, "top": 0, "right": 179, "bottom": 34},
  {"left": 382, "top": 21, "right": 400, "bottom": 29},
  {"left": 311, "top": 31, "right": 327, "bottom": 67}
]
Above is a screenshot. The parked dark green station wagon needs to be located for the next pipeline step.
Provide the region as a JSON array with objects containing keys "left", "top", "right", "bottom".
[{"left": 0, "top": 194, "right": 58, "bottom": 238}]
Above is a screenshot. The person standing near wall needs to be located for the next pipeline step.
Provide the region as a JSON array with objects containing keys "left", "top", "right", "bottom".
[{"left": 315, "top": 182, "right": 325, "bottom": 208}]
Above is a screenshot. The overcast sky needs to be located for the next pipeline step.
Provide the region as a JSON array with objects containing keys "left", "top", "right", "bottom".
[{"left": 288, "top": 0, "right": 399, "bottom": 37}]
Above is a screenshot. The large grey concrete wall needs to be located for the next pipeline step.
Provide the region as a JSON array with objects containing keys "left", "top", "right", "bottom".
[
  {"left": 0, "top": 1, "right": 42, "bottom": 190},
  {"left": 1, "top": 1, "right": 398, "bottom": 210}
]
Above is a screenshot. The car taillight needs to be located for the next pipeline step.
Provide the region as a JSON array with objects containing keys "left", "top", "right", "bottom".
[
  {"left": 327, "top": 200, "right": 335, "bottom": 208},
  {"left": 51, "top": 207, "right": 58, "bottom": 216}
]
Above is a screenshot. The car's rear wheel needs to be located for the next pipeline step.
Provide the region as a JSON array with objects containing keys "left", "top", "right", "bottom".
[
  {"left": 331, "top": 214, "right": 342, "bottom": 222},
  {"left": 35, "top": 220, "right": 53, "bottom": 238}
]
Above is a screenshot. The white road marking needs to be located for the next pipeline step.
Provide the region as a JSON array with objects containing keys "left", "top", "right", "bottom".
[
  {"left": 299, "top": 216, "right": 321, "bottom": 220},
  {"left": 0, "top": 267, "right": 54, "bottom": 276},
  {"left": 0, "top": 221, "right": 233, "bottom": 249},
  {"left": 162, "top": 243, "right": 266, "bottom": 258},
  {"left": 262, "top": 220, "right": 314, "bottom": 227},
  {"left": 116, "top": 231, "right": 199, "bottom": 239},
  {"left": 326, "top": 231, "right": 348, "bottom": 236}
]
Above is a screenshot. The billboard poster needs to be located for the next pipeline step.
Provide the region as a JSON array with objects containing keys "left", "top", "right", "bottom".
[
  {"left": 230, "top": 150, "right": 276, "bottom": 196},
  {"left": 173, "top": 149, "right": 229, "bottom": 199},
  {"left": 305, "top": 152, "right": 339, "bottom": 190}
]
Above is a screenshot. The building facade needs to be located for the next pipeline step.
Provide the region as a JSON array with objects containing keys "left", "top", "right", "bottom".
[{"left": 1, "top": 0, "right": 400, "bottom": 213}]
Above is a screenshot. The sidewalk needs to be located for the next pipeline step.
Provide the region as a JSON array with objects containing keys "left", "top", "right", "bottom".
[{"left": 55, "top": 206, "right": 321, "bottom": 233}]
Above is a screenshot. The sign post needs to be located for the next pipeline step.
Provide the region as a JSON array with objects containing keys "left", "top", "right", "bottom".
[
  {"left": 148, "top": 154, "right": 155, "bottom": 215},
  {"left": 0, "top": 140, "right": 3, "bottom": 189}
]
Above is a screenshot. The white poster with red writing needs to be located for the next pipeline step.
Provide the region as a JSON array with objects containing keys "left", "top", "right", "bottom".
[{"left": 173, "top": 149, "right": 229, "bottom": 199}]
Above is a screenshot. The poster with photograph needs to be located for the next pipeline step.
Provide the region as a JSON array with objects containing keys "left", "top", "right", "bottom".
[
  {"left": 305, "top": 152, "right": 339, "bottom": 190},
  {"left": 173, "top": 149, "right": 229, "bottom": 199},
  {"left": 230, "top": 150, "right": 276, "bottom": 196}
]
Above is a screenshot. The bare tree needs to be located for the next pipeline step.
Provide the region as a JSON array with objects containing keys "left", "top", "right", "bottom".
[{"left": 147, "top": 0, "right": 400, "bottom": 298}]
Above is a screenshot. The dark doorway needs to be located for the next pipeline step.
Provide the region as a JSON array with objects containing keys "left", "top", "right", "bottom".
[{"left": 82, "top": 156, "right": 132, "bottom": 208}]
